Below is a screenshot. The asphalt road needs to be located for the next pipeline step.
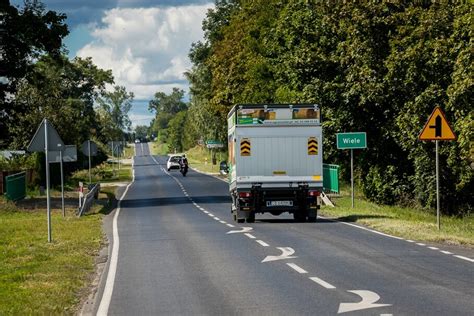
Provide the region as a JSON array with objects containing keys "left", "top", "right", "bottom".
[{"left": 94, "top": 143, "right": 473, "bottom": 315}]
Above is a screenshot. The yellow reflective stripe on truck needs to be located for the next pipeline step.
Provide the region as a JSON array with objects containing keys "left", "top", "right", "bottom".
[
  {"left": 308, "top": 137, "right": 318, "bottom": 155},
  {"left": 240, "top": 138, "right": 251, "bottom": 156}
]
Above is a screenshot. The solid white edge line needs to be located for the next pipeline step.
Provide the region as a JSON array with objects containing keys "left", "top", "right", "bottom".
[
  {"left": 244, "top": 233, "right": 256, "bottom": 239},
  {"left": 454, "top": 255, "right": 474, "bottom": 263},
  {"left": 256, "top": 240, "right": 269, "bottom": 247},
  {"left": 309, "top": 276, "right": 336, "bottom": 289},
  {"left": 341, "top": 221, "right": 404, "bottom": 240},
  {"left": 286, "top": 263, "right": 308, "bottom": 274},
  {"left": 319, "top": 216, "right": 404, "bottom": 241},
  {"left": 97, "top": 157, "right": 135, "bottom": 315}
]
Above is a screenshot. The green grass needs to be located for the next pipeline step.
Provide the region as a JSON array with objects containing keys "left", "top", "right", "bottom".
[
  {"left": 321, "top": 184, "right": 473, "bottom": 246},
  {"left": 0, "top": 187, "right": 115, "bottom": 314},
  {"left": 150, "top": 141, "right": 169, "bottom": 156},
  {"left": 123, "top": 144, "right": 134, "bottom": 159},
  {"left": 69, "top": 162, "right": 132, "bottom": 185},
  {"left": 185, "top": 145, "right": 226, "bottom": 174}
]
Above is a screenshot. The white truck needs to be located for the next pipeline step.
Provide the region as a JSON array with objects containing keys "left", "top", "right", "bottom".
[{"left": 227, "top": 104, "right": 323, "bottom": 223}]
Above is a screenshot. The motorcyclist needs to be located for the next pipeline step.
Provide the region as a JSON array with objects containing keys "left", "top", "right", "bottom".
[{"left": 180, "top": 154, "right": 189, "bottom": 175}]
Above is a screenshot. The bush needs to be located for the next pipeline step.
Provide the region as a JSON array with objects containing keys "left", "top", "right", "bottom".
[{"left": 362, "top": 165, "right": 408, "bottom": 205}]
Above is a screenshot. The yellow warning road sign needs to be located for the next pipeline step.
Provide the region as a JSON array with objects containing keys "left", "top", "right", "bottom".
[
  {"left": 419, "top": 106, "right": 456, "bottom": 141},
  {"left": 308, "top": 137, "right": 318, "bottom": 155},
  {"left": 240, "top": 138, "right": 251, "bottom": 156}
]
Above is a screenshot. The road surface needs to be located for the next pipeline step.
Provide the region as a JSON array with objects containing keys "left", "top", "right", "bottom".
[{"left": 94, "top": 143, "right": 473, "bottom": 315}]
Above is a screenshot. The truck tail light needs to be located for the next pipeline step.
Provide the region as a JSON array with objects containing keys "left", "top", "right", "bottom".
[
  {"left": 308, "top": 190, "right": 320, "bottom": 197},
  {"left": 239, "top": 191, "right": 252, "bottom": 198}
]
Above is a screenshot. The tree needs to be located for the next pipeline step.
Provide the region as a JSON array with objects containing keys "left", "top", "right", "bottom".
[
  {"left": 148, "top": 87, "right": 187, "bottom": 136},
  {"left": 0, "top": 0, "right": 69, "bottom": 147},
  {"left": 186, "top": 1, "right": 473, "bottom": 215},
  {"left": 96, "top": 85, "right": 134, "bottom": 141},
  {"left": 167, "top": 111, "right": 187, "bottom": 152},
  {"left": 10, "top": 54, "right": 113, "bottom": 148},
  {"left": 134, "top": 125, "right": 149, "bottom": 141}
]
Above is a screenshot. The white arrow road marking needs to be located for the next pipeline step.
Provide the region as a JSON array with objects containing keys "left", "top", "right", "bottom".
[
  {"left": 262, "top": 247, "right": 297, "bottom": 263},
  {"left": 338, "top": 290, "right": 391, "bottom": 314},
  {"left": 227, "top": 227, "right": 253, "bottom": 234}
]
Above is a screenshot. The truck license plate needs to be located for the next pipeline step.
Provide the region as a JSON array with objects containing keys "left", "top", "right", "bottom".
[{"left": 266, "top": 200, "right": 293, "bottom": 207}]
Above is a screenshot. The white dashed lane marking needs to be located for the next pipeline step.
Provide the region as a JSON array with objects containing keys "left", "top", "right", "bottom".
[
  {"left": 454, "top": 255, "right": 474, "bottom": 263},
  {"left": 286, "top": 263, "right": 307, "bottom": 274},
  {"left": 244, "top": 233, "right": 256, "bottom": 239},
  {"left": 226, "top": 224, "right": 235, "bottom": 228},
  {"left": 256, "top": 240, "right": 269, "bottom": 247},
  {"left": 309, "top": 276, "right": 336, "bottom": 289}
]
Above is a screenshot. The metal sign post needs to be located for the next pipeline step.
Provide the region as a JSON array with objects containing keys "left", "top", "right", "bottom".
[
  {"left": 27, "top": 118, "right": 65, "bottom": 242},
  {"left": 49, "top": 145, "right": 77, "bottom": 217},
  {"left": 88, "top": 140, "right": 92, "bottom": 183},
  {"left": 337, "top": 132, "right": 367, "bottom": 208},
  {"left": 435, "top": 140, "right": 440, "bottom": 230},
  {"left": 351, "top": 149, "right": 354, "bottom": 208},
  {"left": 82, "top": 140, "right": 97, "bottom": 184},
  {"left": 44, "top": 120, "right": 52, "bottom": 242},
  {"left": 419, "top": 106, "right": 456, "bottom": 230},
  {"left": 59, "top": 149, "right": 65, "bottom": 217}
]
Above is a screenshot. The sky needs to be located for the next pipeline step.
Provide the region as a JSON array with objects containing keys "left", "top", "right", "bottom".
[{"left": 10, "top": 0, "right": 214, "bottom": 128}]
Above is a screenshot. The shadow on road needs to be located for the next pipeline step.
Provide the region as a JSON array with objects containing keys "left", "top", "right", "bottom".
[
  {"left": 121, "top": 195, "right": 231, "bottom": 208},
  {"left": 257, "top": 215, "right": 390, "bottom": 224},
  {"left": 333, "top": 214, "right": 391, "bottom": 222}
]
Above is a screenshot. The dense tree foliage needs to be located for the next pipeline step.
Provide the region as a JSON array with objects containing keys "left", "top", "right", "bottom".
[
  {"left": 0, "top": 0, "right": 69, "bottom": 147},
  {"left": 184, "top": 1, "right": 472, "bottom": 215},
  {"left": 96, "top": 85, "right": 134, "bottom": 141},
  {"left": 0, "top": 1, "right": 134, "bottom": 178},
  {"left": 10, "top": 55, "right": 113, "bottom": 148},
  {"left": 148, "top": 87, "right": 188, "bottom": 144}
]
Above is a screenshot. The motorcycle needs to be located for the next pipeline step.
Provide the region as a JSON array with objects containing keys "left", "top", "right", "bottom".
[{"left": 180, "top": 161, "right": 188, "bottom": 177}]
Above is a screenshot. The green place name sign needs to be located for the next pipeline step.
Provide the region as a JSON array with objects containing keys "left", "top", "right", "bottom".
[{"left": 337, "top": 132, "right": 367, "bottom": 149}]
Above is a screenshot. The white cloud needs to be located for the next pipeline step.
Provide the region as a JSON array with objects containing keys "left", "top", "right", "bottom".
[{"left": 77, "top": 3, "right": 213, "bottom": 101}]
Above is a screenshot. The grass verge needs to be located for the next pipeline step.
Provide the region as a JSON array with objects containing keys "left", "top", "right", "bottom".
[
  {"left": 321, "top": 185, "right": 473, "bottom": 246},
  {"left": 69, "top": 162, "right": 132, "bottom": 185},
  {"left": 123, "top": 144, "right": 134, "bottom": 159},
  {"left": 185, "top": 145, "right": 226, "bottom": 174},
  {"left": 0, "top": 187, "right": 114, "bottom": 314},
  {"left": 150, "top": 141, "right": 169, "bottom": 156}
]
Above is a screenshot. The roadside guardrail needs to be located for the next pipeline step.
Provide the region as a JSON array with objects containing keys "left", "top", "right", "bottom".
[{"left": 77, "top": 183, "right": 100, "bottom": 217}]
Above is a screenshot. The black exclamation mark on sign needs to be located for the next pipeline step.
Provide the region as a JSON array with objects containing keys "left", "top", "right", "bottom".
[{"left": 429, "top": 115, "right": 442, "bottom": 137}]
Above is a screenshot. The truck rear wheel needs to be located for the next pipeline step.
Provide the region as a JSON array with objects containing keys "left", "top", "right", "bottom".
[
  {"left": 293, "top": 212, "right": 307, "bottom": 222},
  {"left": 246, "top": 212, "right": 255, "bottom": 223}
]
